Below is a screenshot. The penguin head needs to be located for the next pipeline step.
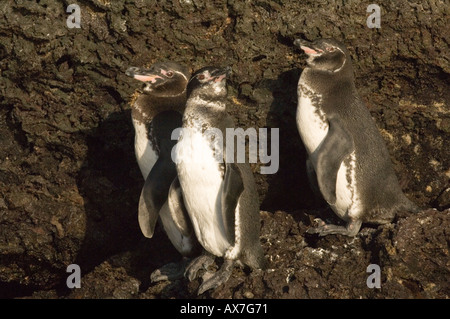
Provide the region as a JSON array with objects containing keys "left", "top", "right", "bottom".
[
  {"left": 187, "top": 66, "right": 231, "bottom": 100},
  {"left": 125, "top": 61, "right": 190, "bottom": 96},
  {"left": 294, "top": 38, "right": 349, "bottom": 73}
]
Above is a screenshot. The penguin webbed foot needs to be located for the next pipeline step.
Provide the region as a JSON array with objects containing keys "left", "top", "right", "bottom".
[
  {"left": 151, "top": 257, "right": 191, "bottom": 282},
  {"left": 307, "top": 218, "right": 362, "bottom": 237},
  {"left": 198, "top": 259, "right": 235, "bottom": 295},
  {"left": 184, "top": 252, "right": 215, "bottom": 281}
]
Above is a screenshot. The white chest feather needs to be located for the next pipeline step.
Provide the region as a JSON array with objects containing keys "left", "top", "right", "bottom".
[
  {"left": 334, "top": 151, "right": 362, "bottom": 220},
  {"left": 175, "top": 127, "right": 231, "bottom": 257},
  {"left": 296, "top": 81, "right": 329, "bottom": 154},
  {"left": 133, "top": 119, "right": 158, "bottom": 179}
]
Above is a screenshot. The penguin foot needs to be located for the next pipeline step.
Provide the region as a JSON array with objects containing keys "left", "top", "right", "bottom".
[
  {"left": 184, "top": 252, "right": 215, "bottom": 281},
  {"left": 198, "top": 259, "right": 235, "bottom": 295},
  {"left": 151, "top": 257, "right": 190, "bottom": 282},
  {"left": 307, "top": 218, "right": 362, "bottom": 237}
]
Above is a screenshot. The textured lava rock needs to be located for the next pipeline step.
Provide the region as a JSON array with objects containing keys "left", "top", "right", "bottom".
[{"left": 0, "top": 0, "right": 448, "bottom": 298}]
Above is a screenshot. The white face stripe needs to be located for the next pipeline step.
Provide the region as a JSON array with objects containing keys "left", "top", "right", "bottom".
[
  {"left": 333, "top": 46, "right": 346, "bottom": 73},
  {"left": 199, "top": 70, "right": 214, "bottom": 83},
  {"left": 141, "top": 68, "right": 189, "bottom": 95},
  {"left": 173, "top": 69, "right": 189, "bottom": 82},
  {"left": 306, "top": 43, "right": 347, "bottom": 73},
  {"left": 204, "top": 70, "right": 212, "bottom": 81},
  {"left": 158, "top": 68, "right": 189, "bottom": 82},
  {"left": 189, "top": 70, "right": 222, "bottom": 85}
]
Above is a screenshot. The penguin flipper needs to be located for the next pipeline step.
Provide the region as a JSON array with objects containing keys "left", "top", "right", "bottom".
[
  {"left": 312, "top": 115, "right": 354, "bottom": 205},
  {"left": 138, "top": 157, "right": 177, "bottom": 238},
  {"left": 221, "top": 163, "right": 245, "bottom": 245},
  {"left": 167, "top": 176, "right": 195, "bottom": 238}
]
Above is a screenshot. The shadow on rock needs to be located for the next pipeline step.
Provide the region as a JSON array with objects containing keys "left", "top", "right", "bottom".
[
  {"left": 68, "top": 110, "right": 181, "bottom": 295},
  {"left": 260, "top": 68, "right": 322, "bottom": 213}
]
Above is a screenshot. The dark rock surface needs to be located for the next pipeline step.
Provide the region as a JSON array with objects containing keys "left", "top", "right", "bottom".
[{"left": 0, "top": 0, "right": 448, "bottom": 298}]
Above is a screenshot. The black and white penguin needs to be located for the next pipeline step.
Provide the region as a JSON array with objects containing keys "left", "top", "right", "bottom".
[
  {"left": 173, "top": 66, "right": 267, "bottom": 294},
  {"left": 126, "top": 61, "right": 200, "bottom": 280},
  {"left": 293, "top": 38, "right": 420, "bottom": 236}
]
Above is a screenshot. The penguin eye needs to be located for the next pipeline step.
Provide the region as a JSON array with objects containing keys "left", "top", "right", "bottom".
[
  {"left": 198, "top": 74, "right": 206, "bottom": 81},
  {"left": 326, "top": 47, "right": 336, "bottom": 52},
  {"left": 166, "top": 71, "right": 174, "bottom": 78}
]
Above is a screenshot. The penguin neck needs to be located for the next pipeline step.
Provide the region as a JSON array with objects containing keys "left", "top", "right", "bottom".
[
  {"left": 302, "top": 66, "right": 356, "bottom": 93},
  {"left": 131, "top": 91, "right": 186, "bottom": 124},
  {"left": 184, "top": 95, "right": 228, "bottom": 128}
]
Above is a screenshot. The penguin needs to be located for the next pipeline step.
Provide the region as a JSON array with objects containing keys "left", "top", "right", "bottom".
[
  {"left": 125, "top": 61, "right": 200, "bottom": 281},
  {"left": 173, "top": 66, "right": 268, "bottom": 294},
  {"left": 293, "top": 38, "right": 420, "bottom": 236}
]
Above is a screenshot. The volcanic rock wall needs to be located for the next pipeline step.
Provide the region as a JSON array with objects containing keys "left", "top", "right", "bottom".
[{"left": 0, "top": 0, "right": 448, "bottom": 298}]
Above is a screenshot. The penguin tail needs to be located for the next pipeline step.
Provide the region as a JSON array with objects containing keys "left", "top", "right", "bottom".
[{"left": 400, "top": 195, "right": 422, "bottom": 214}]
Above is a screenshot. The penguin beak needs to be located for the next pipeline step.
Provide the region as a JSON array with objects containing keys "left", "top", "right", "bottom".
[
  {"left": 294, "top": 39, "right": 323, "bottom": 56},
  {"left": 212, "top": 66, "right": 231, "bottom": 82},
  {"left": 126, "top": 67, "right": 163, "bottom": 83}
]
